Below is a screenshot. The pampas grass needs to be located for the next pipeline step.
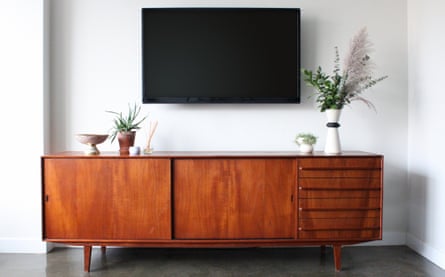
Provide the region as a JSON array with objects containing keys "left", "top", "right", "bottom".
[{"left": 342, "top": 27, "right": 388, "bottom": 110}]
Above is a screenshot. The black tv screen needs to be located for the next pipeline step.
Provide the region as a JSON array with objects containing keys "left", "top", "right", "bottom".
[{"left": 142, "top": 8, "right": 300, "bottom": 103}]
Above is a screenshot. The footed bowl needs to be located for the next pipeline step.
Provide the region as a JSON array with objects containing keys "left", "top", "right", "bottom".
[{"left": 75, "top": 134, "right": 108, "bottom": 155}]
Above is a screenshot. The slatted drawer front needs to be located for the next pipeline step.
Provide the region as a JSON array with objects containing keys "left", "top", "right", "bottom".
[
  {"left": 298, "top": 230, "right": 381, "bottom": 240},
  {"left": 298, "top": 157, "right": 383, "bottom": 240},
  {"left": 300, "top": 218, "right": 380, "bottom": 228}
]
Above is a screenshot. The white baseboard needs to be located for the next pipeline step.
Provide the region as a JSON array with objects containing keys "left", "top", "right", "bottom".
[
  {"left": 407, "top": 234, "right": 445, "bottom": 270},
  {"left": 0, "top": 238, "right": 47, "bottom": 253}
]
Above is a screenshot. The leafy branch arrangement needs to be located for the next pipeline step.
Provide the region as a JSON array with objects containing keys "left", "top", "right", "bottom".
[
  {"left": 106, "top": 103, "right": 147, "bottom": 143},
  {"left": 302, "top": 27, "right": 388, "bottom": 112}
]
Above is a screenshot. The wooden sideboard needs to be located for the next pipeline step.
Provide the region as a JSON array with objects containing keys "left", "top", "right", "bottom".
[{"left": 41, "top": 151, "right": 383, "bottom": 272}]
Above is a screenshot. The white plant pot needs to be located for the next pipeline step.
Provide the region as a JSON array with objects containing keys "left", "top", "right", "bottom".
[
  {"left": 299, "top": 143, "right": 314, "bottom": 154},
  {"left": 324, "top": 109, "right": 342, "bottom": 154}
]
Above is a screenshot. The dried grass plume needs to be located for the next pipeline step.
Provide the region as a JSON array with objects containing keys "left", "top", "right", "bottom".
[{"left": 342, "top": 27, "right": 388, "bottom": 110}]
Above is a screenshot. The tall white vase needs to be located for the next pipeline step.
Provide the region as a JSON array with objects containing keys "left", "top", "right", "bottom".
[{"left": 324, "top": 109, "right": 342, "bottom": 154}]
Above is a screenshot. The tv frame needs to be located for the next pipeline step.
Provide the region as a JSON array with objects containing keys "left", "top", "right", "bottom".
[{"left": 141, "top": 7, "right": 301, "bottom": 104}]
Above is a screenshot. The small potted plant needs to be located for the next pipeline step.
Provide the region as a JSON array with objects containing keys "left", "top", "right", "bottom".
[
  {"left": 295, "top": 133, "right": 317, "bottom": 154},
  {"left": 107, "top": 103, "right": 147, "bottom": 154}
]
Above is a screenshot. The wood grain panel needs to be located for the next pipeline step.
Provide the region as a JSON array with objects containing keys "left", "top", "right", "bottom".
[
  {"left": 43, "top": 158, "right": 171, "bottom": 240},
  {"left": 173, "top": 159, "right": 296, "bottom": 239}
]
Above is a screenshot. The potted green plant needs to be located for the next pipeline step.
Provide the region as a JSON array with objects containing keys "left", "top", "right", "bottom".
[
  {"left": 107, "top": 103, "right": 147, "bottom": 154},
  {"left": 295, "top": 133, "right": 317, "bottom": 153}
]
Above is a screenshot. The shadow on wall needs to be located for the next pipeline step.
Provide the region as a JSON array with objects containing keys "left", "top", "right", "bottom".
[
  {"left": 379, "top": 161, "right": 409, "bottom": 244},
  {"left": 407, "top": 173, "right": 428, "bottom": 243}
]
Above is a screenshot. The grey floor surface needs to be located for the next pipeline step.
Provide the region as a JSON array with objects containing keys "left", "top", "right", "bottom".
[{"left": 0, "top": 246, "right": 444, "bottom": 277}]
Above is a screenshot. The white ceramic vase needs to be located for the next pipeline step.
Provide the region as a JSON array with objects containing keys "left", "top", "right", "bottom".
[{"left": 324, "top": 109, "right": 342, "bottom": 154}]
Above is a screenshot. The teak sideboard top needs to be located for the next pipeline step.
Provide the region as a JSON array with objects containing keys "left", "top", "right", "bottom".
[
  {"left": 41, "top": 150, "right": 383, "bottom": 272},
  {"left": 43, "top": 150, "right": 381, "bottom": 158}
]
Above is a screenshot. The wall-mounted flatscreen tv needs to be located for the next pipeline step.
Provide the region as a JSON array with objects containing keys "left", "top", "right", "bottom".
[{"left": 142, "top": 8, "right": 300, "bottom": 103}]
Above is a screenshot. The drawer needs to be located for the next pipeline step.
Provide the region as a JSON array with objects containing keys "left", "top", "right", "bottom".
[
  {"left": 299, "top": 189, "right": 380, "bottom": 199},
  {"left": 299, "top": 178, "right": 381, "bottom": 189},
  {"left": 299, "top": 198, "right": 381, "bottom": 209},
  {"left": 299, "top": 209, "right": 381, "bottom": 219},
  {"left": 298, "top": 229, "right": 381, "bottom": 240},
  {"left": 299, "top": 218, "right": 381, "bottom": 230},
  {"left": 299, "top": 169, "right": 382, "bottom": 178},
  {"left": 298, "top": 158, "right": 383, "bottom": 169}
]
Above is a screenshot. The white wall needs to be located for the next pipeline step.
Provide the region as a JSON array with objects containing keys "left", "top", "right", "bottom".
[
  {"left": 50, "top": 0, "right": 408, "bottom": 245},
  {"left": 0, "top": 0, "right": 408, "bottom": 254},
  {"left": 0, "top": 0, "right": 47, "bottom": 252},
  {"left": 407, "top": 0, "right": 445, "bottom": 269}
]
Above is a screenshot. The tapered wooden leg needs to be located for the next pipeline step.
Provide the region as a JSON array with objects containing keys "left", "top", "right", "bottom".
[
  {"left": 84, "top": 245, "right": 92, "bottom": 272},
  {"left": 101, "top": 246, "right": 106, "bottom": 254},
  {"left": 333, "top": 245, "right": 342, "bottom": 271}
]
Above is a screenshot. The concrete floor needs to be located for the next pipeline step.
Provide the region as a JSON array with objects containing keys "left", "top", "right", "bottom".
[{"left": 0, "top": 246, "right": 444, "bottom": 277}]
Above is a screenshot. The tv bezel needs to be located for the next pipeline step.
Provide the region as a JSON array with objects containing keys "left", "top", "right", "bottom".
[{"left": 141, "top": 7, "right": 301, "bottom": 104}]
